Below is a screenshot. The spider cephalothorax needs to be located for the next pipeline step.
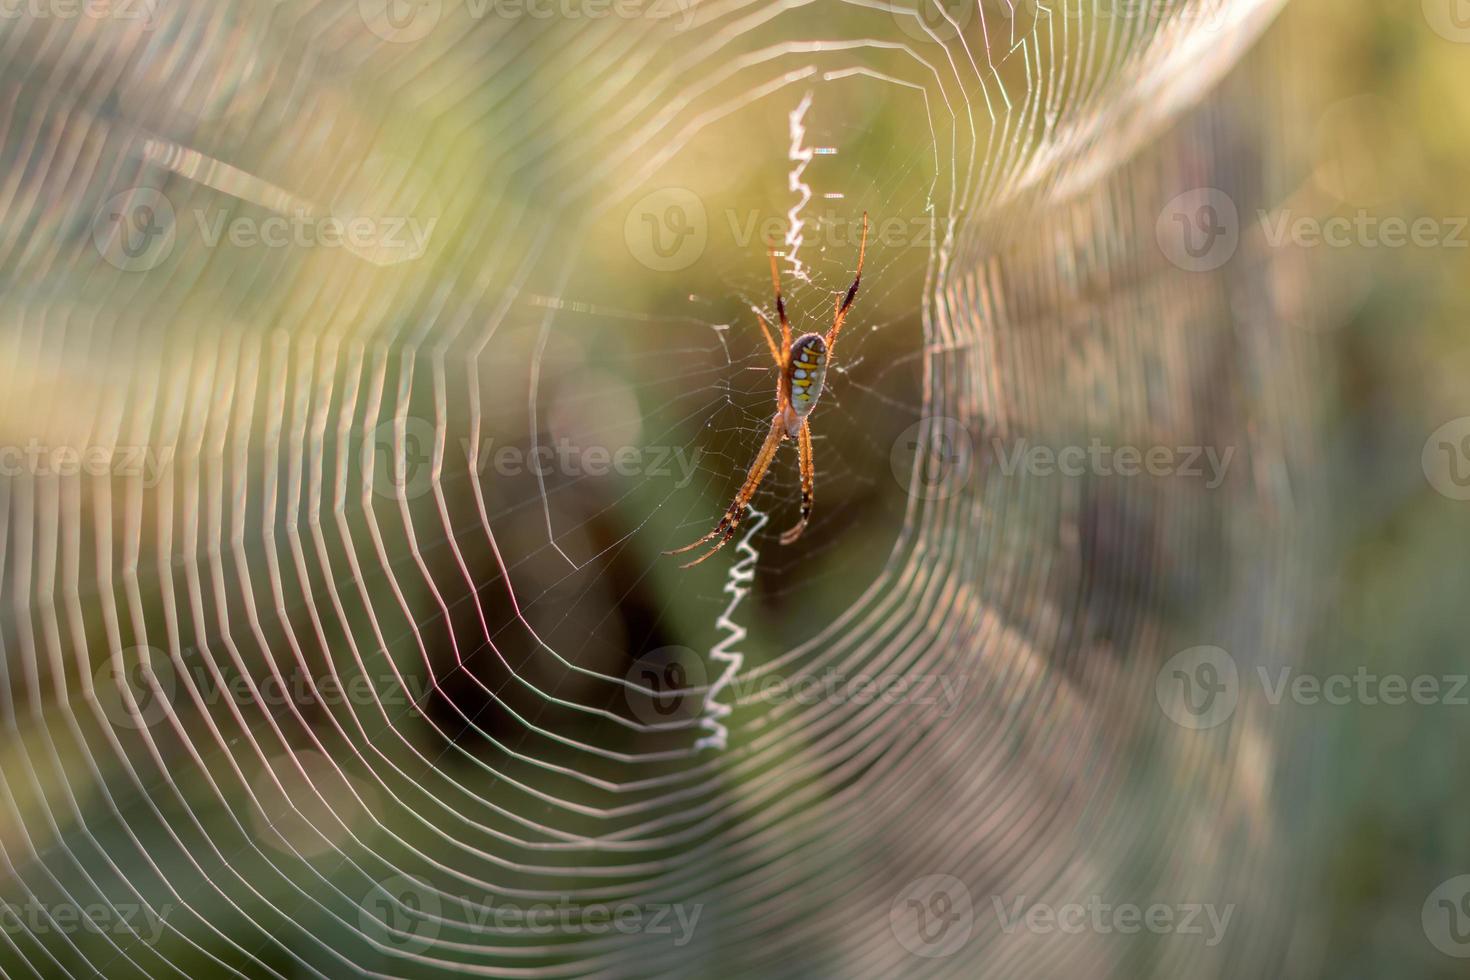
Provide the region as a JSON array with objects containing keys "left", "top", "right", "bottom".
[{"left": 666, "top": 213, "right": 868, "bottom": 568}]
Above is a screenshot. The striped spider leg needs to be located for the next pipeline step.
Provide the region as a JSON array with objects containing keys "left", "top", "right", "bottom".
[{"left": 665, "top": 213, "right": 868, "bottom": 568}]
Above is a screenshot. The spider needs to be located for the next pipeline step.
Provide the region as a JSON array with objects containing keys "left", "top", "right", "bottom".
[{"left": 666, "top": 212, "right": 869, "bottom": 568}]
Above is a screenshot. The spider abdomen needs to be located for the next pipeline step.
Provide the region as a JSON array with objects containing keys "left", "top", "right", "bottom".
[{"left": 787, "top": 333, "right": 828, "bottom": 422}]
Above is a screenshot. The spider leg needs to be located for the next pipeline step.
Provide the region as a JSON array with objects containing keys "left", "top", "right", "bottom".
[
  {"left": 665, "top": 413, "right": 786, "bottom": 568},
  {"left": 756, "top": 312, "right": 784, "bottom": 368},
  {"left": 767, "top": 248, "right": 792, "bottom": 352},
  {"left": 824, "top": 211, "right": 868, "bottom": 360},
  {"left": 779, "top": 419, "right": 814, "bottom": 546}
]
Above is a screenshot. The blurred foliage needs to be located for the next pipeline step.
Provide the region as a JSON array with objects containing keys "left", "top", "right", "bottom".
[{"left": 0, "top": 0, "right": 1467, "bottom": 975}]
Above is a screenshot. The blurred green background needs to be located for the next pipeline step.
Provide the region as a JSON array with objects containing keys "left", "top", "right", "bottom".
[{"left": 0, "top": 0, "right": 1468, "bottom": 976}]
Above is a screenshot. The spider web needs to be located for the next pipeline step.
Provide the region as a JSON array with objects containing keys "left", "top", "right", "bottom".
[{"left": 0, "top": 0, "right": 1327, "bottom": 977}]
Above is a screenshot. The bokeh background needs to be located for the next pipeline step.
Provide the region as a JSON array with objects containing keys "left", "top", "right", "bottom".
[{"left": 0, "top": 0, "right": 1466, "bottom": 976}]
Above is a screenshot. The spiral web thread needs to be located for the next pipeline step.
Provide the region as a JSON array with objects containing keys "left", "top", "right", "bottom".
[{"left": 0, "top": 0, "right": 1322, "bottom": 977}]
